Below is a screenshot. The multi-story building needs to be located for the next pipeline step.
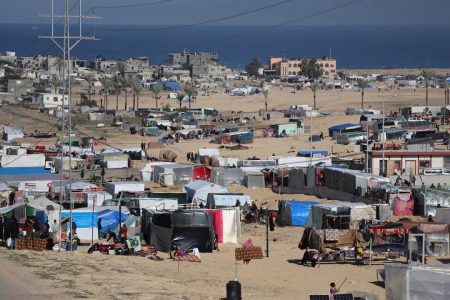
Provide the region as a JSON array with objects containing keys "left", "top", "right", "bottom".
[
  {"left": 166, "top": 51, "right": 219, "bottom": 77},
  {"left": 268, "top": 56, "right": 337, "bottom": 79}
]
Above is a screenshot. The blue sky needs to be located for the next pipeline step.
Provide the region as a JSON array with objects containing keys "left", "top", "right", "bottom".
[{"left": 1, "top": 0, "right": 449, "bottom": 25}]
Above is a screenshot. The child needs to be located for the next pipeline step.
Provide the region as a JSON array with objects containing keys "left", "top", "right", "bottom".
[{"left": 329, "top": 282, "right": 339, "bottom": 300}]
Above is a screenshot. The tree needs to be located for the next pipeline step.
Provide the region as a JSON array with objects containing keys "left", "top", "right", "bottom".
[
  {"left": 99, "top": 77, "right": 112, "bottom": 111},
  {"left": 300, "top": 59, "right": 323, "bottom": 80},
  {"left": 111, "top": 74, "right": 121, "bottom": 110},
  {"left": 83, "top": 73, "right": 95, "bottom": 103},
  {"left": 358, "top": 79, "right": 370, "bottom": 109},
  {"left": 309, "top": 82, "right": 320, "bottom": 110},
  {"left": 176, "top": 92, "right": 185, "bottom": 110},
  {"left": 262, "top": 87, "right": 269, "bottom": 111},
  {"left": 130, "top": 79, "right": 142, "bottom": 110},
  {"left": 442, "top": 80, "right": 450, "bottom": 105},
  {"left": 420, "top": 70, "right": 435, "bottom": 105},
  {"left": 184, "top": 82, "right": 197, "bottom": 111},
  {"left": 115, "top": 61, "right": 126, "bottom": 77},
  {"left": 121, "top": 76, "right": 130, "bottom": 111},
  {"left": 151, "top": 83, "right": 163, "bottom": 109},
  {"left": 245, "top": 58, "right": 261, "bottom": 77}
]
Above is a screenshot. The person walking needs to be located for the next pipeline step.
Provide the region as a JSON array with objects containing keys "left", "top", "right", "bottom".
[
  {"left": 51, "top": 219, "right": 59, "bottom": 233},
  {"left": 9, "top": 218, "right": 19, "bottom": 250},
  {"left": 97, "top": 218, "right": 103, "bottom": 239}
]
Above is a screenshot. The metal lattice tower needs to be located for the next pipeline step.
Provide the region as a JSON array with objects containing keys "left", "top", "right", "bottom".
[{"left": 39, "top": 0, "right": 98, "bottom": 250}]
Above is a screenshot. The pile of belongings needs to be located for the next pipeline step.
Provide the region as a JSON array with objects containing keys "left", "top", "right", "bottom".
[
  {"left": 172, "top": 247, "right": 201, "bottom": 262},
  {"left": 235, "top": 239, "right": 263, "bottom": 264}
]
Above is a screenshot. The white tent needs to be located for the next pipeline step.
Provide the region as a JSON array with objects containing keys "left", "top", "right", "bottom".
[
  {"left": 385, "top": 263, "right": 450, "bottom": 300},
  {"left": 184, "top": 180, "right": 228, "bottom": 205}
]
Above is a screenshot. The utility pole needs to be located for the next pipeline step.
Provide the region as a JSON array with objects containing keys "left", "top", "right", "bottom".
[
  {"left": 382, "top": 98, "right": 385, "bottom": 176},
  {"left": 40, "top": 0, "right": 98, "bottom": 251}
]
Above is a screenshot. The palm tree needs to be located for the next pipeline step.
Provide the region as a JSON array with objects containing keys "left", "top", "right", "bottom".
[
  {"left": 262, "top": 88, "right": 269, "bottom": 111},
  {"left": 151, "top": 83, "right": 163, "bottom": 109},
  {"left": 130, "top": 79, "right": 142, "bottom": 110},
  {"left": 111, "top": 74, "right": 121, "bottom": 110},
  {"left": 121, "top": 76, "right": 130, "bottom": 111},
  {"left": 358, "top": 79, "right": 370, "bottom": 109},
  {"left": 83, "top": 73, "right": 95, "bottom": 103},
  {"left": 442, "top": 80, "right": 450, "bottom": 105},
  {"left": 420, "top": 70, "right": 435, "bottom": 105},
  {"left": 310, "top": 82, "right": 320, "bottom": 110},
  {"left": 99, "top": 77, "right": 112, "bottom": 110},
  {"left": 176, "top": 92, "right": 185, "bottom": 110},
  {"left": 184, "top": 82, "right": 197, "bottom": 111},
  {"left": 115, "top": 61, "right": 126, "bottom": 77}
]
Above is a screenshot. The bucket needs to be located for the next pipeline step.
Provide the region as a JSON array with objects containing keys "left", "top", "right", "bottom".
[{"left": 226, "top": 280, "right": 241, "bottom": 300}]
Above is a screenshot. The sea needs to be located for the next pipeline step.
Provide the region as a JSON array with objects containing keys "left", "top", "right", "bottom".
[{"left": 1, "top": 23, "right": 450, "bottom": 70}]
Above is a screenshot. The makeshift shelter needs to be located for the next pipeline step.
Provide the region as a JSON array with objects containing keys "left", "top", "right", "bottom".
[
  {"left": 184, "top": 180, "right": 228, "bottom": 205},
  {"left": 60, "top": 208, "right": 128, "bottom": 239},
  {"left": 244, "top": 170, "right": 265, "bottom": 188},
  {"left": 385, "top": 264, "right": 450, "bottom": 300},
  {"left": 98, "top": 152, "right": 129, "bottom": 169},
  {"left": 0, "top": 203, "right": 46, "bottom": 224},
  {"left": 141, "top": 209, "right": 215, "bottom": 252},
  {"left": 1, "top": 154, "right": 46, "bottom": 168},
  {"left": 328, "top": 123, "right": 361, "bottom": 138},
  {"left": 305, "top": 203, "right": 376, "bottom": 229},
  {"left": 210, "top": 167, "right": 244, "bottom": 186},
  {"left": 104, "top": 181, "right": 145, "bottom": 196},
  {"left": 277, "top": 200, "right": 319, "bottom": 227},
  {"left": 153, "top": 163, "right": 193, "bottom": 186},
  {"left": 192, "top": 165, "right": 211, "bottom": 180},
  {"left": 206, "top": 193, "right": 251, "bottom": 208}
]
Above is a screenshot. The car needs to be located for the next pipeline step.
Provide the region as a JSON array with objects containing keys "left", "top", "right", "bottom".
[{"left": 96, "top": 122, "right": 105, "bottom": 128}]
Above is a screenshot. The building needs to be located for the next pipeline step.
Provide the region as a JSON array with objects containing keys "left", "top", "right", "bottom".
[
  {"left": 369, "top": 150, "right": 450, "bottom": 176},
  {"left": 32, "top": 93, "right": 68, "bottom": 109},
  {"left": 166, "top": 51, "right": 219, "bottom": 77},
  {"left": 268, "top": 56, "right": 337, "bottom": 79},
  {"left": 7, "top": 79, "right": 33, "bottom": 102}
]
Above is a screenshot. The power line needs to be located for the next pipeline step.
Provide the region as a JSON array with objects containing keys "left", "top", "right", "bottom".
[
  {"left": 94, "top": 0, "right": 178, "bottom": 9},
  {"left": 104, "top": 0, "right": 297, "bottom": 32}
]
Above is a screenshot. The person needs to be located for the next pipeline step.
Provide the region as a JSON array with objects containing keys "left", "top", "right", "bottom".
[
  {"left": 71, "top": 221, "right": 77, "bottom": 235},
  {"left": 51, "top": 220, "right": 59, "bottom": 233},
  {"left": 9, "top": 218, "right": 19, "bottom": 250},
  {"left": 410, "top": 174, "right": 416, "bottom": 186},
  {"left": 382, "top": 170, "right": 387, "bottom": 177},
  {"left": 320, "top": 132, "right": 324, "bottom": 140},
  {"left": 329, "top": 282, "right": 339, "bottom": 300},
  {"left": 444, "top": 182, "right": 448, "bottom": 190},
  {"left": 43, "top": 220, "right": 50, "bottom": 237},
  {"left": 437, "top": 182, "right": 442, "bottom": 190},
  {"left": 0, "top": 216, "right": 3, "bottom": 241},
  {"left": 428, "top": 215, "right": 434, "bottom": 222},
  {"left": 430, "top": 183, "right": 436, "bottom": 189},
  {"left": 97, "top": 218, "right": 102, "bottom": 239},
  {"left": 25, "top": 219, "right": 33, "bottom": 235},
  {"left": 199, "top": 202, "right": 204, "bottom": 208},
  {"left": 120, "top": 224, "right": 128, "bottom": 242},
  {"left": 395, "top": 175, "right": 402, "bottom": 186},
  {"left": 235, "top": 199, "right": 241, "bottom": 207}
]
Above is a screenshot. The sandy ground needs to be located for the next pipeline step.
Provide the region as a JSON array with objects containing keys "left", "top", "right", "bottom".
[
  {"left": 1, "top": 224, "right": 389, "bottom": 300},
  {"left": 1, "top": 72, "right": 450, "bottom": 299}
]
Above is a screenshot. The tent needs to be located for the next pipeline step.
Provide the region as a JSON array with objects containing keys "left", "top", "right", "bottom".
[
  {"left": 385, "top": 264, "right": 450, "bottom": 300},
  {"left": 305, "top": 203, "right": 376, "bottom": 229},
  {"left": 210, "top": 167, "right": 244, "bottom": 186},
  {"left": 184, "top": 180, "right": 228, "bottom": 205},
  {"left": 244, "top": 170, "right": 265, "bottom": 188},
  {"left": 206, "top": 193, "right": 251, "bottom": 208},
  {"left": 141, "top": 209, "right": 215, "bottom": 252},
  {"left": 153, "top": 163, "right": 193, "bottom": 186},
  {"left": 328, "top": 123, "right": 361, "bottom": 138},
  {"left": 0, "top": 203, "right": 46, "bottom": 224},
  {"left": 60, "top": 208, "right": 129, "bottom": 239},
  {"left": 104, "top": 181, "right": 145, "bottom": 196},
  {"left": 277, "top": 200, "right": 319, "bottom": 227}
]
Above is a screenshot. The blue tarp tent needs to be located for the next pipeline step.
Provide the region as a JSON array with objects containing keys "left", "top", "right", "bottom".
[
  {"left": 276, "top": 200, "right": 319, "bottom": 226},
  {"left": 163, "top": 81, "right": 181, "bottom": 91},
  {"left": 61, "top": 209, "right": 128, "bottom": 239},
  {"left": 297, "top": 150, "right": 328, "bottom": 157},
  {"left": 0, "top": 167, "right": 50, "bottom": 175}
]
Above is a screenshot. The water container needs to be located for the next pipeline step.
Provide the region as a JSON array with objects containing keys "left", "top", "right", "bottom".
[{"left": 226, "top": 280, "right": 241, "bottom": 300}]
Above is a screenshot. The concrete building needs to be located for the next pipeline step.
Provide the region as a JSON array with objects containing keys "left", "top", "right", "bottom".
[
  {"left": 369, "top": 150, "right": 450, "bottom": 176},
  {"left": 268, "top": 56, "right": 337, "bottom": 79},
  {"left": 166, "top": 51, "right": 219, "bottom": 77},
  {"left": 7, "top": 79, "right": 34, "bottom": 101},
  {"left": 0, "top": 51, "right": 17, "bottom": 64}
]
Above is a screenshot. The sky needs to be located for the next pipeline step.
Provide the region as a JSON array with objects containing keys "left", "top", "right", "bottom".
[{"left": 1, "top": 0, "right": 449, "bottom": 26}]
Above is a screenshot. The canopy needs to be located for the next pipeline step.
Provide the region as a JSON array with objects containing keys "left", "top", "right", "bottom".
[
  {"left": 184, "top": 180, "right": 228, "bottom": 205},
  {"left": 277, "top": 200, "right": 319, "bottom": 227}
]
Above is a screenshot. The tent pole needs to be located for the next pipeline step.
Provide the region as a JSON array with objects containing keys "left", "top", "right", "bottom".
[
  {"left": 265, "top": 207, "right": 269, "bottom": 258},
  {"left": 91, "top": 197, "right": 95, "bottom": 247},
  {"left": 369, "top": 238, "right": 372, "bottom": 266}
]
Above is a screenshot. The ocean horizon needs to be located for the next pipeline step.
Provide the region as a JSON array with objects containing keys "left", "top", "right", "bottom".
[{"left": 1, "top": 23, "right": 449, "bottom": 70}]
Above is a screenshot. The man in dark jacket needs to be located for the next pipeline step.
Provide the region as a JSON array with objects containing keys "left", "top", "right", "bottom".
[{"left": 9, "top": 218, "right": 19, "bottom": 250}]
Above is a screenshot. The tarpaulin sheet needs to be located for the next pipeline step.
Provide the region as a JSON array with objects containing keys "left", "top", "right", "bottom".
[
  {"left": 170, "top": 211, "right": 213, "bottom": 227},
  {"left": 393, "top": 194, "right": 414, "bottom": 216},
  {"left": 222, "top": 208, "right": 240, "bottom": 243},
  {"left": 150, "top": 224, "right": 173, "bottom": 252},
  {"left": 207, "top": 209, "right": 223, "bottom": 243},
  {"left": 291, "top": 201, "right": 319, "bottom": 227}
]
